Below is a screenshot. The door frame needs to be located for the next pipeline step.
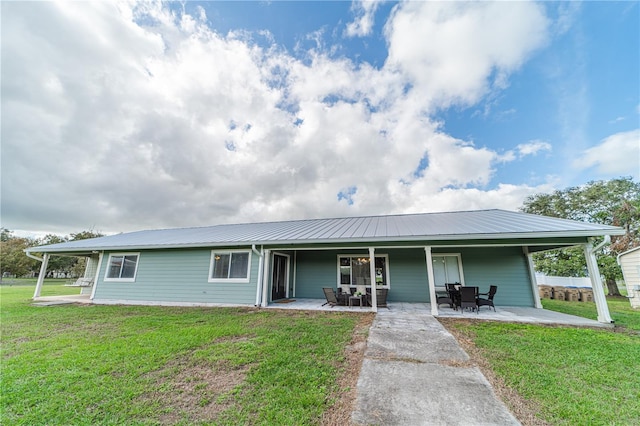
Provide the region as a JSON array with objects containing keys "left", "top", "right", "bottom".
[{"left": 271, "top": 252, "right": 290, "bottom": 301}]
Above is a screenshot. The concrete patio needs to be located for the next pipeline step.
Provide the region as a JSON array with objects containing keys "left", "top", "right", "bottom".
[{"left": 267, "top": 298, "right": 611, "bottom": 328}]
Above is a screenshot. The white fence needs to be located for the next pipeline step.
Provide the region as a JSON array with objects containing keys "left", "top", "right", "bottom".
[{"left": 535, "top": 274, "right": 592, "bottom": 288}]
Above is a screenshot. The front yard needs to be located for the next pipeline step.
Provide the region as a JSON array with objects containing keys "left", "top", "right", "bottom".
[{"left": 1, "top": 282, "right": 372, "bottom": 425}]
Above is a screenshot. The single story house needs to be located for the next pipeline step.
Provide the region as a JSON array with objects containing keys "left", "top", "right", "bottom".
[
  {"left": 617, "top": 246, "right": 640, "bottom": 309},
  {"left": 26, "top": 209, "right": 624, "bottom": 323}
]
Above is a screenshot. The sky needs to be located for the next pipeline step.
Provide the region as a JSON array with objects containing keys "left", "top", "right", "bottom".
[{"left": 2, "top": 0, "right": 639, "bottom": 238}]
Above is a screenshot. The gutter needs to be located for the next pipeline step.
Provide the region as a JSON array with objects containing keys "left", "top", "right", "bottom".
[
  {"left": 25, "top": 251, "right": 43, "bottom": 262},
  {"left": 591, "top": 235, "right": 611, "bottom": 253}
]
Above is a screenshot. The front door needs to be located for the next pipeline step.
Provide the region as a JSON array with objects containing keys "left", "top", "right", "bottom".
[{"left": 271, "top": 254, "right": 288, "bottom": 300}]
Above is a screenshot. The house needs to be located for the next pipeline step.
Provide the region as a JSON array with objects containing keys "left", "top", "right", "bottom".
[
  {"left": 617, "top": 246, "right": 640, "bottom": 309},
  {"left": 26, "top": 209, "right": 624, "bottom": 323}
]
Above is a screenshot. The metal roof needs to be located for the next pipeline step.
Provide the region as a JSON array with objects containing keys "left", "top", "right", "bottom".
[{"left": 26, "top": 209, "right": 624, "bottom": 254}]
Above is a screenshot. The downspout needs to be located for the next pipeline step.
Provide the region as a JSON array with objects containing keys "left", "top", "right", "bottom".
[{"left": 252, "top": 245, "right": 264, "bottom": 307}]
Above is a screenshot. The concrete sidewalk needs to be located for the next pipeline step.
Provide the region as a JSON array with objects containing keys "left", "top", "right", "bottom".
[{"left": 352, "top": 310, "right": 520, "bottom": 426}]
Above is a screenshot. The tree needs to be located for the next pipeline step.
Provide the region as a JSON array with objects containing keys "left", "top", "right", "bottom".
[
  {"left": 0, "top": 236, "right": 39, "bottom": 278},
  {"left": 521, "top": 177, "right": 640, "bottom": 296}
]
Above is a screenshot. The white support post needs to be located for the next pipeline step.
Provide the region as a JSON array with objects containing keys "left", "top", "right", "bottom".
[
  {"left": 424, "top": 247, "right": 438, "bottom": 315},
  {"left": 368, "top": 247, "right": 377, "bottom": 313},
  {"left": 254, "top": 247, "right": 264, "bottom": 306},
  {"left": 261, "top": 249, "right": 271, "bottom": 307},
  {"left": 33, "top": 253, "right": 49, "bottom": 298},
  {"left": 583, "top": 243, "right": 613, "bottom": 323},
  {"left": 523, "top": 247, "right": 542, "bottom": 309},
  {"left": 90, "top": 252, "right": 103, "bottom": 300}
]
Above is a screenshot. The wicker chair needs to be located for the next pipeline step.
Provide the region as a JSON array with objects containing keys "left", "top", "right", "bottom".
[
  {"left": 459, "top": 286, "right": 478, "bottom": 313},
  {"left": 322, "top": 287, "right": 341, "bottom": 307},
  {"left": 477, "top": 285, "right": 497, "bottom": 311}
]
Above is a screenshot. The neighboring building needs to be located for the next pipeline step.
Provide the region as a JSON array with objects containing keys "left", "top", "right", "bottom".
[
  {"left": 617, "top": 246, "right": 640, "bottom": 309},
  {"left": 26, "top": 209, "right": 624, "bottom": 322}
]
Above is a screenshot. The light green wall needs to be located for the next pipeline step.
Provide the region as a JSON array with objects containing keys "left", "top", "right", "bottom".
[
  {"left": 93, "top": 245, "right": 535, "bottom": 307},
  {"left": 94, "top": 248, "right": 258, "bottom": 304},
  {"left": 294, "top": 246, "right": 534, "bottom": 306}
]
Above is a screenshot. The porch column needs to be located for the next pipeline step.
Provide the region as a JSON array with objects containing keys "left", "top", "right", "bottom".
[
  {"left": 368, "top": 247, "right": 377, "bottom": 313},
  {"left": 424, "top": 247, "right": 438, "bottom": 315},
  {"left": 523, "top": 247, "right": 542, "bottom": 308},
  {"left": 33, "top": 253, "right": 49, "bottom": 298},
  {"left": 90, "top": 252, "right": 103, "bottom": 300},
  {"left": 261, "top": 249, "right": 271, "bottom": 307},
  {"left": 583, "top": 243, "right": 613, "bottom": 323}
]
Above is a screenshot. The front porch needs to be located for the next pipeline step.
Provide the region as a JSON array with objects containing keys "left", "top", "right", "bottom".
[{"left": 265, "top": 299, "right": 611, "bottom": 328}]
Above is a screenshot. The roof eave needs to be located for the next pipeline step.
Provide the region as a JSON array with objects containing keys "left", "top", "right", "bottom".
[{"left": 25, "top": 228, "right": 623, "bottom": 254}]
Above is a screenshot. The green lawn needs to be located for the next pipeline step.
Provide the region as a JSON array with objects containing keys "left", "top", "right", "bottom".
[
  {"left": 1, "top": 282, "right": 369, "bottom": 425},
  {"left": 442, "top": 298, "right": 640, "bottom": 425}
]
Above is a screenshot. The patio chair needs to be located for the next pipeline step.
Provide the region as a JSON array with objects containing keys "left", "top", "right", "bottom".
[
  {"left": 446, "top": 283, "right": 461, "bottom": 310},
  {"left": 373, "top": 288, "right": 388, "bottom": 308},
  {"left": 477, "top": 285, "right": 497, "bottom": 311},
  {"left": 436, "top": 289, "right": 454, "bottom": 309},
  {"left": 322, "top": 287, "right": 341, "bottom": 307},
  {"left": 459, "top": 286, "right": 478, "bottom": 313}
]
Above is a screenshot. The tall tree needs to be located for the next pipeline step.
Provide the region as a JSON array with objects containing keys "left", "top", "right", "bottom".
[
  {"left": 0, "top": 236, "right": 39, "bottom": 279},
  {"left": 521, "top": 177, "right": 640, "bottom": 296}
]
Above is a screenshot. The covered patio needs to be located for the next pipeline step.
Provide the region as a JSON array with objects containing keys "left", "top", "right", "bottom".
[{"left": 265, "top": 299, "right": 611, "bottom": 328}]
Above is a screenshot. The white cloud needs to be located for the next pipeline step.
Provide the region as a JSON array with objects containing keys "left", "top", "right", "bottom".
[
  {"left": 384, "top": 1, "right": 549, "bottom": 110},
  {"left": 573, "top": 130, "right": 640, "bottom": 178},
  {"left": 516, "top": 140, "right": 552, "bottom": 157},
  {"left": 345, "top": 0, "right": 382, "bottom": 38},
  {"left": 1, "top": 1, "right": 555, "bottom": 234}
]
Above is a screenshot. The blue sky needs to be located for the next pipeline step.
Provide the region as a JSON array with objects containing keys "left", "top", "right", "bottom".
[{"left": 2, "top": 1, "right": 639, "bottom": 236}]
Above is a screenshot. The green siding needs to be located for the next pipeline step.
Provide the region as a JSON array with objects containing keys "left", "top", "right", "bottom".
[
  {"left": 454, "top": 247, "right": 534, "bottom": 306},
  {"left": 94, "top": 248, "right": 258, "bottom": 304},
  {"left": 294, "top": 250, "right": 337, "bottom": 299},
  {"left": 293, "top": 247, "right": 534, "bottom": 306},
  {"left": 384, "top": 249, "right": 429, "bottom": 302}
]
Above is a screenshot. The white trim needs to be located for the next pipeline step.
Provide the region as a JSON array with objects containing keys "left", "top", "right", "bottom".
[
  {"left": 336, "top": 253, "right": 391, "bottom": 288},
  {"left": 208, "top": 249, "right": 251, "bottom": 283},
  {"left": 253, "top": 245, "right": 264, "bottom": 306},
  {"left": 104, "top": 252, "right": 140, "bottom": 282},
  {"left": 431, "top": 253, "right": 466, "bottom": 287},
  {"left": 293, "top": 251, "right": 297, "bottom": 297}
]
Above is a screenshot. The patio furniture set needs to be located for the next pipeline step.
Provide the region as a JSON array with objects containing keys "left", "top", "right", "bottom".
[
  {"left": 436, "top": 283, "right": 497, "bottom": 313},
  {"left": 322, "top": 286, "right": 389, "bottom": 308}
]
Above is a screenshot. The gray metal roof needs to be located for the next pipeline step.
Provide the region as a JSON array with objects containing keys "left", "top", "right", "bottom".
[{"left": 26, "top": 209, "right": 624, "bottom": 254}]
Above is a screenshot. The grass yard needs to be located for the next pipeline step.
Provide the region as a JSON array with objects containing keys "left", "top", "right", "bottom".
[
  {"left": 1, "top": 282, "right": 373, "bottom": 425},
  {"left": 441, "top": 298, "right": 640, "bottom": 426}
]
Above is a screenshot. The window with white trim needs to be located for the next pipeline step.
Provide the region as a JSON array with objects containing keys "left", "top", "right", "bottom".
[
  {"left": 209, "top": 250, "right": 251, "bottom": 282},
  {"left": 337, "top": 255, "right": 389, "bottom": 287},
  {"left": 105, "top": 253, "right": 140, "bottom": 282}
]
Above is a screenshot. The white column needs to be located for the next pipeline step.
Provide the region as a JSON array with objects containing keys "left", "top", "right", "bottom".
[
  {"left": 261, "top": 249, "right": 271, "bottom": 307},
  {"left": 583, "top": 243, "right": 613, "bottom": 323},
  {"left": 424, "top": 247, "right": 438, "bottom": 315},
  {"left": 90, "top": 252, "right": 103, "bottom": 300},
  {"left": 33, "top": 253, "right": 49, "bottom": 298},
  {"left": 255, "top": 248, "right": 264, "bottom": 306},
  {"left": 523, "top": 247, "right": 542, "bottom": 309},
  {"left": 368, "top": 247, "right": 377, "bottom": 312}
]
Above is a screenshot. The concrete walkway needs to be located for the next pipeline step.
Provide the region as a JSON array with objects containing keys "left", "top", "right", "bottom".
[{"left": 352, "top": 309, "right": 521, "bottom": 426}]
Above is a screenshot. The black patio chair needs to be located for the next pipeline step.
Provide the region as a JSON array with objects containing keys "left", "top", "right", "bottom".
[
  {"left": 322, "top": 287, "right": 341, "bottom": 307},
  {"left": 374, "top": 288, "right": 388, "bottom": 308},
  {"left": 477, "top": 285, "right": 497, "bottom": 311},
  {"left": 446, "top": 283, "right": 461, "bottom": 310},
  {"left": 436, "top": 289, "right": 454, "bottom": 309},
  {"left": 459, "top": 286, "right": 478, "bottom": 313}
]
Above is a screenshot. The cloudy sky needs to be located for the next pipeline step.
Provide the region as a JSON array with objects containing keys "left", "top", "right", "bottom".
[{"left": 2, "top": 1, "right": 639, "bottom": 237}]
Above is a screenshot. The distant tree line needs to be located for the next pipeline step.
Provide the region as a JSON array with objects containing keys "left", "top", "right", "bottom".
[
  {"left": 0, "top": 229, "right": 103, "bottom": 281},
  {"left": 520, "top": 177, "right": 640, "bottom": 296}
]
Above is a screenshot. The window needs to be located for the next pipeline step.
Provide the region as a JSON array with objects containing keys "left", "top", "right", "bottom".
[
  {"left": 105, "top": 253, "right": 139, "bottom": 281},
  {"left": 337, "top": 255, "right": 389, "bottom": 287},
  {"left": 209, "top": 250, "right": 251, "bottom": 282}
]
